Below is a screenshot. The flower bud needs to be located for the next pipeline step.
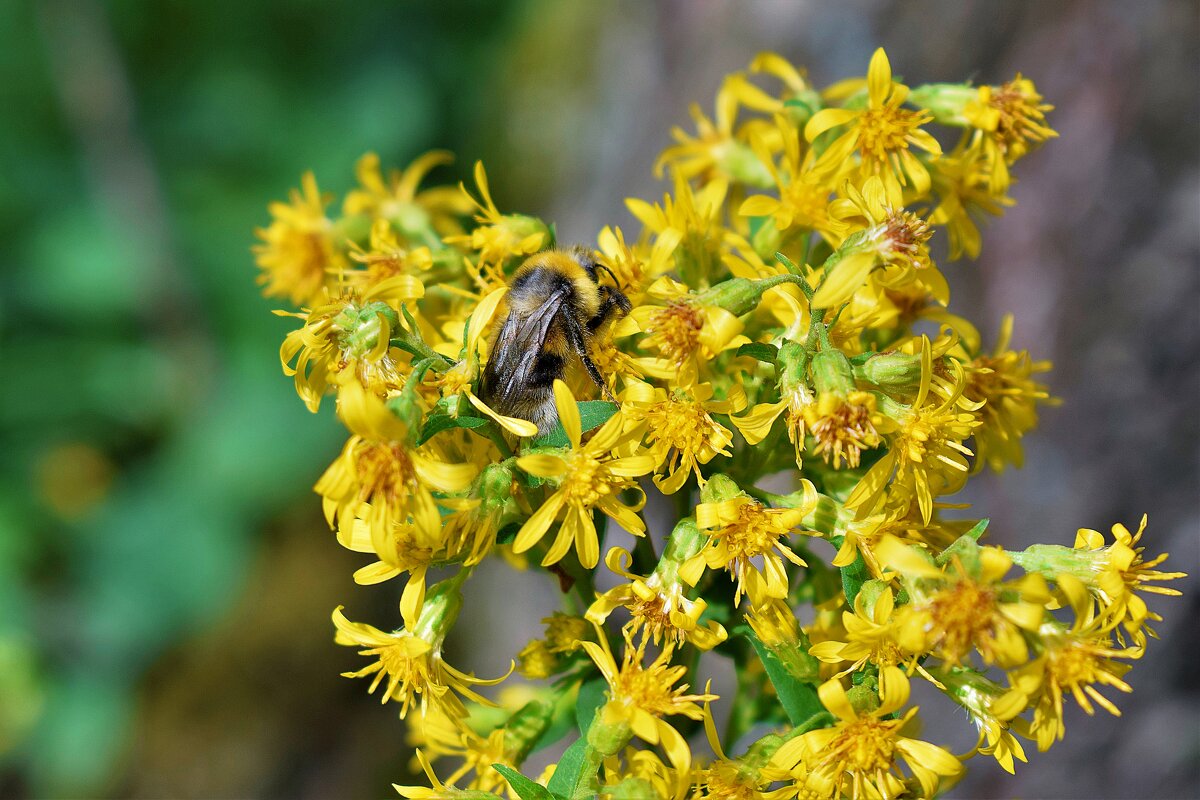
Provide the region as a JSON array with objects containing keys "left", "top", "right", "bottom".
[
  {"left": 908, "top": 83, "right": 977, "bottom": 126},
  {"left": 810, "top": 349, "right": 856, "bottom": 396},
  {"left": 855, "top": 351, "right": 923, "bottom": 394}
]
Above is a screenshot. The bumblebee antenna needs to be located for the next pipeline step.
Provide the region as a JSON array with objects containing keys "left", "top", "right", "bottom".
[{"left": 596, "top": 263, "right": 621, "bottom": 289}]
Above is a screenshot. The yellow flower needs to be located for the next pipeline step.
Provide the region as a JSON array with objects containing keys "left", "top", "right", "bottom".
[
  {"left": 964, "top": 75, "right": 1056, "bottom": 192},
  {"left": 314, "top": 381, "right": 477, "bottom": 575},
  {"left": 655, "top": 71, "right": 779, "bottom": 187},
  {"left": 587, "top": 546, "right": 728, "bottom": 650},
  {"left": 599, "top": 747, "right": 690, "bottom": 800},
  {"left": 934, "top": 667, "right": 1028, "bottom": 775},
  {"left": 627, "top": 173, "right": 737, "bottom": 289},
  {"left": 961, "top": 315, "right": 1054, "bottom": 472},
  {"left": 802, "top": 390, "right": 884, "bottom": 470},
  {"left": 686, "top": 488, "right": 814, "bottom": 605},
  {"left": 624, "top": 380, "right": 747, "bottom": 495},
  {"left": 254, "top": 171, "right": 347, "bottom": 306},
  {"left": 740, "top": 118, "right": 847, "bottom": 244},
  {"left": 347, "top": 218, "right": 435, "bottom": 290},
  {"left": 876, "top": 536, "right": 1051, "bottom": 669},
  {"left": 516, "top": 612, "right": 590, "bottom": 679},
  {"left": 332, "top": 603, "right": 506, "bottom": 722},
  {"left": 845, "top": 340, "right": 980, "bottom": 524},
  {"left": 692, "top": 698, "right": 794, "bottom": 799},
  {"left": 1052, "top": 516, "right": 1185, "bottom": 646},
  {"left": 808, "top": 586, "right": 929, "bottom": 686},
  {"left": 805, "top": 48, "right": 942, "bottom": 198},
  {"left": 596, "top": 224, "right": 681, "bottom": 305},
  {"left": 513, "top": 381, "right": 654, "bottom": 568},
  {"left": 278, "top": 275, "right": 425, "bottom": 411},
  {"left": 343, "top": 150, "right": 473, "bottom": 239},
  {"left": 929, "top": 142, "right": 1013, "bottom": 259},
  {"left": 771, "top": 670, "right": 962, "bottom": 800},
  {"left": 447, "top": 161, "right": 548, "bottom": 266},
  {"left": 581, "top": 632, "right": 716, "bottom": 770},
  {"left": 994, "top": 614, "right": 1137, "bottom": 752},
  {"left": 624, "top": 277, "right": 748, "bottom": 379}
]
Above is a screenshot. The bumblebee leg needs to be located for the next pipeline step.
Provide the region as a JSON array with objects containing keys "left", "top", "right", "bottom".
[
  {"left": 588, "top": 286, "right": 633, "bottom": 333},
  {"left": 564, "top": 314, "right": 617, "bottom": 402}
]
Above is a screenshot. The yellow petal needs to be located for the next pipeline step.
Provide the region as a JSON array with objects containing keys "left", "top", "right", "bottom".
[
  {"left": 867, "top": 48, "right": 892, "bottom": 107},
  {"left": 512, "top": 493, "right": 564, "bottom": 553},
  {"left": 811, "top": 250, "right": 877, "bottom": 309},
  {"left": 552, "top": 379, "right": 581, "bottom": 448},
  {"left": 805, "top": 107, "right": 858, "bottom": 142},
  {"left": 466, "top": 392, "right": 539, "bottom": 438},
  {"left": 515, "top": 453, "right": 568, "bottom": 478}
]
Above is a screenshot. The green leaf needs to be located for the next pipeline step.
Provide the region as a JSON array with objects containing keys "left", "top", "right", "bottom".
[
  {"left": 417, "top": 413, "right": 489, "bottom": 446},
  {"left": 575, "top": 676, "right": 608, "bottom": 732},
  {"left": 544, "top": 736, "right": 587, "bottom": 798},
  {"left": 840, "top": 550, "right": 870, "bottom": 605},
  {"left": 736, "top": 342, "right": 779, "bottom": 364},
  {"left": 492, "top": 764, "right": 556, "bottom": 800},
  {"left": 746, "top": 631, "right": 824, "bottom": 725},
  {"left": 533, "top": 401, "right": 617, "bottom": 448}
]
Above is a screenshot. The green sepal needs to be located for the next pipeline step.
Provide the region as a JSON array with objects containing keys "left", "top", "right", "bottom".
[
  {"left": 736, "top": 342, "right": 779, "bottom": 364},
  {"left": 533, "top": 401, "right": 618, "bottom": 448},
  {"left": 417, "top": 413, "right": 490, "bottom": 445},
  {"left": 746, "top": 630, "right": 823, "bottom": 725},
  {"left": 492, "top": 764, "right": 557, "bottom": 800}
]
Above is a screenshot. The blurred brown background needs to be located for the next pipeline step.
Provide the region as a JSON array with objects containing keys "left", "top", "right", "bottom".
[{"left": 0, "top": 1, "right": 1196, "bottom": 798}]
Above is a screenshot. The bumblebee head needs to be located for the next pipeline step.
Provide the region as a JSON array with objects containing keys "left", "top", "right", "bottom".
[{"left": 566, "top": 244, "right": 622, "bottom": 293}]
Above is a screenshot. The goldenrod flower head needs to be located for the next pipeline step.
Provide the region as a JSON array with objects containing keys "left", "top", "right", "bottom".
[
  {"left": 600, "top": 747, "right": 690, "bottom": 800},
  {"left": 962, "top": 315, "right": 1054, "bottom": 472},
  {"left": 624, "top": 380, "right": 746, "bottom": 495},
  {"left": 934, "top": 667, "right": 1028, "bottom": 774},
  {"left": 846, "top": 341, "right": 980, "bottom": 524},
  {"left": 772, "top": 670, "right": 962, "bottom": 800},
  {"left": 513, "top": 381, "right": 654, "bottom": 568},
  {"left": 877, "top": 536, "right": 1052, "bottom": 669},
  {"left": 449, "top": 161, "right": 548, "bottom": 266},
  {"left": 315, "top": 381, "right": 476, "bottom": 555},
  {"left": 964, "top": 75, "right": 1057, "bottom": 192},
  {"left": 582, "top": 631, "right": 716, "bottom": 768},
  {"left": 347, "top": 219, "right": 435, "bottom": 290},
  {"left": 928, "top": 142, "right": 1013, "bottom": 260},
  {"left": 688, "top": 485, "right": 814, "bottom": 605},
  {"left": 344, "top": 150, "right": 473, "bottom": 233},
  {"left": 278, "top": 276, "right": 424, "bottom": 411},
  {"left": 803, "top": 390, "right": 883, "bottom": 470},
  {"left": 626, "top": 277, "right": 748, "bottom": 377},
  {"left": 588, "top": 546, "right": 728, "bottom": 651},
  {"left": 808, "top": 585, "right": 925, "bottom": 680},
  {"left": 596, "top": 224, "right": 681, "bottom": 305},
  {"left": 1069, "top": 516, "right": 1185, "bottom": 643},
  {"left": 627, "top": 173, "right": 735, "bottom": 289},
  {"left": 255, "top": 171, "right": 347, "bottom": 306},
  {"left": 996, "top": 615, "right": 1136, "bottom": 752},
  {"left": 332, "top": 597, "right": 506, "bottom": 723},
  {"left": 805, "top": 48, "right": 942, "bottom": 197}
]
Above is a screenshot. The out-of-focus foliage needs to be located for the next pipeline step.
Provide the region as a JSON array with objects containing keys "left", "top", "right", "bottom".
[{"left": 0, "top": 1, "right": 530, "bottom": 795}]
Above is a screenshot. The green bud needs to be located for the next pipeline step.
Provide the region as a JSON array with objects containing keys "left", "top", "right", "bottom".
[
  {"left": 413, "top": 570, "right": 467, "bottom": 645},
  {"left": 1008, "top": 543, "right": 1097, "bottom": 585},
  {"left": 723, "top": 141, "right": 775, "bottom": 189},
  {"left": 752, "top": 217, "right": 783, "bottom": 259},
  {"left": 777, "top": 341, "right": 810, "bottom": 390},
  {"left": 855, "top": 352, "right": 923, "bottom": 393},
  {"left": 336, "top": 300, "right": 400, "bottom": 359},
  {"left": 502, "top": 698, "right": 556, "bottom": 765},
  {"left": 855, "top": 579, "right": 890, "bottom": 613},
  {"left": 503, "top": 213, "right": 553, "bottom": 248},
  {"left": 908, "top": 83, "right": 977, "bottom": 126},
  {"left": 478, "top": 461, "right": 517, "bottom": 510},
  {"left": 603, "top": 778, "right": 657, "bottom": 800},
  {"left": 587, "top": 703, "right": 633, "bottom": 757},
  {"left": 847, "top": 683, "right": 881, "bottom": 715},
  {"left": 783, "top": 89, "right": 823, "bottom": 125},
  {"left": 697, "top": 275, "right": 804, "bottom": 317},
  {"left": 700, "top": 473, "right": 743, "bottom": 505},
  {"left": 658, "top": 517, "right": 707, "bottom": 576},
  {"left": 810, "top": 349, "right": 856, "bottom": 396}
]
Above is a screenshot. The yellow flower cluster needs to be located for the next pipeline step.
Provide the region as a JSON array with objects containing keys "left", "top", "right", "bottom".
[{"left": 254, "top": 48, "right": 1183, "bottom": 799}]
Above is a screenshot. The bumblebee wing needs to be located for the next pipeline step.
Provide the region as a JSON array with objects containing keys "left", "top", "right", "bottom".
[{"left": 483, "top": 288, "right": 571, "bottom": 410}]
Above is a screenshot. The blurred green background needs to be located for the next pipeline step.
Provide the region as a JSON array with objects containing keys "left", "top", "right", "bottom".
[{"left": 1, "top": 1, "right": 1196, "bottom": 798}]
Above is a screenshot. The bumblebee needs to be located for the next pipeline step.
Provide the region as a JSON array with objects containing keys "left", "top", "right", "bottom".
[{"left": 481, "top": 246, "right": 631, "bottom": 433}]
